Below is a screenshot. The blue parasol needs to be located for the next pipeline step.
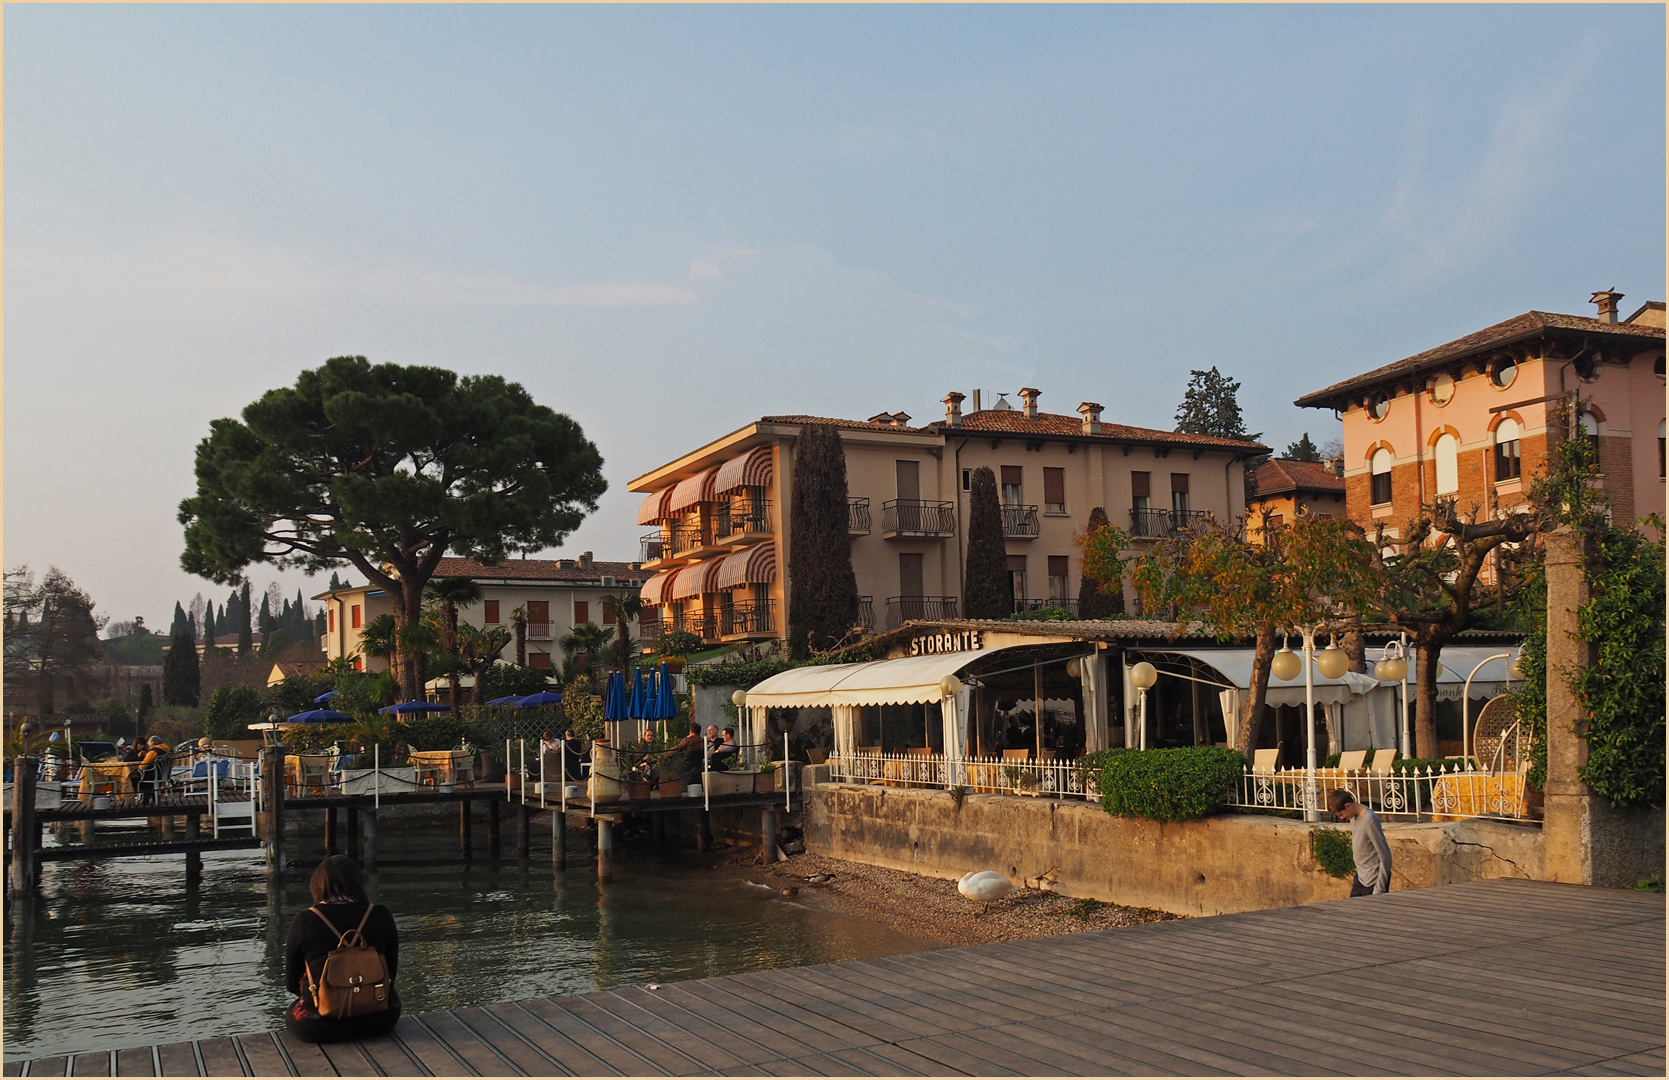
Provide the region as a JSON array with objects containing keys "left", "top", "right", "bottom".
[
  {"left": 513, "top": 692, "right": 564, "bottom": 708},
  {"left": 653, "top": 661, "right": 678, "bottom": 720},
  {"left": 286, "top": 709, "right": 355, "bottom": 724},
  {"left": 312, "top": 690, "right": 340, "bottom": 704},
  {"left": 378, "top": 701, "right": 451, "bottom": 715},
  {"left": 626, "top": 669, "right": 645, "bottom": 720},
  {"left": 602, "top": 672, "right": 627, "bottom": 721},
  {"left": 484, "top": 695, "right": 523, "bottom": 707}
]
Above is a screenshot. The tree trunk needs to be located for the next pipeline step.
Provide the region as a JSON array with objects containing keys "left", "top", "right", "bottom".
[
  {"left": 1413, "top": 637, "right": 1444, "bottom": 760},
  {"left": 395, "top": 578, "right": 425, "bottom": 701},
  {"left": 1235, "top": 627, "right": 1278, "bottom": 756}
]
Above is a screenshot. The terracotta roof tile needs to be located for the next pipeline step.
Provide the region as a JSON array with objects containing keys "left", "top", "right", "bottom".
[
  {"left": 1251, "top": 458, "right": 1346, "bottom": 498},
  {"left": 1296, "top": 310, "right": 1665, "bottom": 409},
  {"left": 939, "top": 410, "right": 1268, "bottom": 452},
  {"left": 433, "top": 557, "right": 648, "bottom": 585},
  {"left": 760, "top": 414, "right": 934, "bottom": 434}
]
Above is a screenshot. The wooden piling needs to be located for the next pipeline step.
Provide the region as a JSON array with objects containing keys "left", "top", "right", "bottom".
[
  {"left": 9, "top": 755, "right": 37, "bottom": 894},
  {"left": 324, "top": 806, "right": 337, "bottom": 855},
  {"left": 460, "top": 800, "right": 473, "bottom": 859},
  {"left": 363, "top": 809, "right": 378, "bottom": 868},
  {"left": 487, "top": 799, "right": 501, "bottom": 857},
  {"left": 698, "top": 809, "right": 712, "bottom": 853},
  {"left": 552, "top": 810, "right": 567, "bottom": 870},
  {"left": 761, "top": 808, "right": 779, "bottom": 863},
  {"left": 515, "top": 803, "right": 530, "bottom": 858},
  {"left": 652, "top": 813, "right": 665, "bottom": 846},
  {"left": 259, "top": 744, "right": 284, "bottom": 879},
  {"left": 597, "top": 817, "right": 613, "bottom": 883},
  {"left": 185, "top": 815, "right": 202, "bottom": 887}
]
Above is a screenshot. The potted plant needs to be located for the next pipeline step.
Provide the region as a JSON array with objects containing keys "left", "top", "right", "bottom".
[
  {"left": 755, "top": 759, "right": 779, "bottom": 794},
  {"left": 1003, "top": 764, "right": 1040, "bottom": 796},
  {"left": 657, "top": 775, "right": 687, "bottom": 799}
]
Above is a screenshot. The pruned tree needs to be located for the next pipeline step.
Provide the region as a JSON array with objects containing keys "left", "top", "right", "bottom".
[
  {"left": 178, "top": 356, "right": 606, "bottom": 700},
  {"left": 962, "top": 466, "right": 1009, "bottom": 620},
  {"left": 786, "top": 424, "right": 860, "bottom": 657},
  {"left": 1075, "top": 507, "right": 1129, "bottom": 618},
  {"left": 457, "top": 622, "right": 513, "bottom": 704}
]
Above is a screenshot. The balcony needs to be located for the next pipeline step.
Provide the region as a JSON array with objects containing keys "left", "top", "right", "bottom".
[
  {"left": 639, "top": 531, "right": 665, "bottom": 563},
  {"left": 882, "top": 499, "right": 956, "bottom": 538},
  {"left": 884, "top": 595, "right": 959, "bottom": 629},
  {"left": 639, "top": 614, "right": 663, "bottom": 642},
  {"left": 669, "top": 611, "right": 718, "bottom": 642},
  {"left": 1129, "top": 507, "right": 1211, "bottom": 539},
  {"left": 857, "top": 596, "right": 875, "bottom": 632},
  {"left": 1013, "top": 598, "right": 1079, "bottom": 615},
  {"left": 524, "top": 622, "right": 554, "bottom": 640},
  {"left": 715, "top": 497, "right": 772, "bottom": 543},
  {"left": 1000, "top": 504, "right": 1040, "bottom": 538},
  {"left": 720, "top": 599, "right": 776, "bottom": 639},
  {"left": 848, "top": 497, "right": 872, "bottom": 535}
]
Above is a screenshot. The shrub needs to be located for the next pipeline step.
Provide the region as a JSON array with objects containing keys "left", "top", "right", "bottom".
[
  {"left": 684, "top": 658, "right": 794, "bottom": 688},
  {"left": 401, "top": 714, "right": 470, "bottom": 752},
  {"left": 1009, "top": 606, "right": 1076, "bottom": 622},
  {"left": 205, "top": 684, "right": 266, "bottom": 739},
  {"left": 1311, "top": 828, "right": 1355, "bottom": 879},
  {"left": 1098, "top": 746, "right": 1244, "bottom": 822},
  {"left": 147, "top": 706, "right": 205, "bottom": 747},
  {"left": 479, "top": 663, "right": 557, "bottom": 702}
]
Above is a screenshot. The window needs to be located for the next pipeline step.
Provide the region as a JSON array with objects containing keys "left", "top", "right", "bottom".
[
  {"left": 1043, "top": 468, "right": 1066, "bottom": 514},
  {"left": 1047, "top": 555, "right": 1069, "bottom": 601},
  {"left": 1494, "top": 419, "right": 1521, "bottom": 481},
  {"left": 1170, "top": 473, "right": 1190, "bottom": 515},
  {"left": 1429, "top": 374, "right": 1455, "bottom": 406},
  {"left": 1131, "top": 470, "right": 1151, "bottom": 524},
  {"left": 1370, "top": 448, "right": 1393, "bottom": 505},
  {"left": 895, "top": 460, "right": 921, "bottom": 502},
  {"left": 898, "top": 552, "right": 924, "bottom": 597},
  {"left": 1434, "top": 432, "right": 1459, "bottom": 495},
  {"left": 1267, "top": 513, "right": 1285, "bottom": 529},
  {"left": 1491, "top": 360, "right": 1517, "bottom": 388},
  {"left": 1368, "top": 394, "right": 1390, "bottom": 420},
  {"left": 529, "top": 653, "right": 551, "bottom": 670},
  {"left": 353, "top": 656, "right": 363, "bottom": 672},
  {"left": 527, "top": 600, "right": 550, "bottom": 624},
  {"left": 484, "top": 600, "right": 500, "bottom": 624},
  {"left": 574, "top": 601, "right": 589, "bottom": 624},
  {"left": 1007, "top": 554, "right": 1027, "bottom": 603},
  {"left": 351, "top": 604, "right": 362, "bottom": 629},
  {"left": 328, "top": 609, "right": 336, "bottom": 633},
  {"left": 961, "top": 468, "right": 972, "bottom": 492},
  {"left": 1001, "top": 465, "right": 1023, "bottom": 506},
  {"left": 601, "top": 602, "right": 615, "bottom": 625}
]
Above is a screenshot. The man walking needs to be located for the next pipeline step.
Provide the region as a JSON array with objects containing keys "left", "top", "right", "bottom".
[{"left": 1328, "top": 789, "right": 1393, "bottom": 896}]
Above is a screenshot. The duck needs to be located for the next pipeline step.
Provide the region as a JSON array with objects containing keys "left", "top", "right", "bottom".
[{"left": 957, "top": 870, "right": 1016, "bottom": 914}]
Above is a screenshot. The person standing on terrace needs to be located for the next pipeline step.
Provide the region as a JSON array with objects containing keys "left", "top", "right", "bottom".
[{"left": 1329, "top": 789, "right": 1393, "bottom": 895}]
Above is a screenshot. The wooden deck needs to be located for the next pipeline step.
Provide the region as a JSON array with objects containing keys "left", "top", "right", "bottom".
[{"left": 8, "top": 878, "right": 1662, "bottom": 1076}]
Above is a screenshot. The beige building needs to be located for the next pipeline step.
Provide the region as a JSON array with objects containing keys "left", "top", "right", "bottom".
[
  {"left": 628, "top": 389, "right": 1266, "bottom": 646},
  {"left": 314, "top": 553, "right": 648, "bottom": 675}
]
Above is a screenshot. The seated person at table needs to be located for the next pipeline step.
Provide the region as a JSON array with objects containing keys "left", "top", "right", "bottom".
[
  {"left": 118, "top": 739, "right": 142, "bottom": 763},
  {"left": 284, "top": 855, "right": 401, "bottom": 1043},
  {"left": 137, "top": 737, "right": 172, "bottom": 802},
  {"left": 562, "top": 730, "right": 589, "bottom": 781},
  {"left": 714, "top": 726, "right": 739, "bottom": 761},
  {"left": 670, "top": 722, "right": 705, "bottom": 777}
]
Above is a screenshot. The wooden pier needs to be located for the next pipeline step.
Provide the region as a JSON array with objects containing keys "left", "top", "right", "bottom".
[{"left": 7, "top": 879, "right": 1661, "bottom": 1076}]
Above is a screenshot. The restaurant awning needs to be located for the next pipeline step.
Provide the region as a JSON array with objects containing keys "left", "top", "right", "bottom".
[
  {"left": 668, "top": 467, "right": 718, "bottom": 513},
  {"left": 637, "top": 489, "right": 675, "bottom": 526},
  {"left": 714, "top": 445, "right": 774, "bottom": 494},
  {"left": 746, "top": 649, "right": 987, "bottom": 708},
  {"left": 1131, "top": 644, "right": 1520, "bottom": 706},
  {"left": 670, "top": 559, "right": 724, "bottom": 600},
  {"left": 639, "top": 567, "right": 682, "bottom": 606},
  {"left": 716, "top": 543, "right": 777, "bottom": 589}
]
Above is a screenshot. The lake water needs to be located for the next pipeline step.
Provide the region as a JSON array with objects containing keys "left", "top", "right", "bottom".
[{"left": 4, "top": 818, "right": 934, "bottom": 1063}]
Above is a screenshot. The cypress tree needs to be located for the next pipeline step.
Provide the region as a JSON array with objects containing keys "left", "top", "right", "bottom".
[
  {"left": 171, "top": 601, "right": 191, "bottom": 638},
  {"left": 137, "top": 683, "right": 154, "bottom": 728},
  {"left": 260, "top": 592, "right": 273, "bottom": 634},
  {"left": 203, "top": 605, "right": 217, "bottom": 646},
  {"left": 163, "top": 627, "right": 201, "bottom": 706},
  {"left": 963, "top": 466, "right": 1010, "bottom": 620},
  {"left": 1076, "top": 507, "right": 1126, "bottom": 618},
  {"left": 238, "top": 582, "right": 253, "bottom": 655},
  {"left": 786, "top": 424, "right": 860, "bottom": 658}
]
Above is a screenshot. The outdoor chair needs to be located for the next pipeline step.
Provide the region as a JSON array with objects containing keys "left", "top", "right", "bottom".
[
  {"left": 1002, "top": 749, "right": 1031, "bottom": 762},
  {"left": 1368, "top": 748, "right": 1397, "bottom": 774},
  {"left": 137, "top": 753, "right": 175, "bottom": 804},
  {"left": 1337, "top": 750, "right": 1368, "bottom": 772},
  {"left": 1251, "top": 746, "right": 1282, "bottom": 774}
]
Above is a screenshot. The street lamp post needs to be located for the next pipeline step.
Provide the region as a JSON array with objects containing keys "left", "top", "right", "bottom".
[
  {"left": 1274, "top": 628, "right": 1348, "bottom": 822},
  {"left": 1129, "top": 662, "right": 1157, "bottom": 751},
  {"left": 1374, "top": 641, "right": 1410, "bottom": 758}
]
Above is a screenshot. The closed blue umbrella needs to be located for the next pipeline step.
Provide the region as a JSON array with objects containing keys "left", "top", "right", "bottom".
[
  {"left": 603, "top": 672, "right": 627, "bottom": 721},
  {"left": 378, "top": 701, "right": 451, "bottom": 715},
  {"left": 626, "top": 669, "right": 646, "bottom": 720},
  {"left": 286, "top": 709, "right": 355, "bottom": 724},
  {"left": 654, "top": 662, "right": 678, "bottom": 720},
  {"left": 513, "top": 692, "right": 564, "bottom": 708},
  {"left": 312, "top": 690, "right": 340, "bottom": 704}
]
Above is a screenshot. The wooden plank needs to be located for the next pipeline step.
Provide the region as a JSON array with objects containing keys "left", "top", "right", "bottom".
[
  {"left": 1047, "top": 1007, "right": 1292, "bottom": 1075},
  {"left": 1186, "top": 986, "right": 1473, "bottom": 1075},
  {"left": 481, "top": 1002, "right": 618, "bottom": 1077},
  {"left": 451, "top": 1007, "right": 574, "bottom": 1077},
  {"left": 229, "top": 1035, "right": 290, "bottom": 1079},
  {"left": 653, "top": 980, "right": 856, "bottom": 1058},
  {"left": 614, "top": 985, "right": 813, "bottom": 1065},
  {"left": 110, "top": 1049, "right": 155, "bottom": 1078},
  {"left": 384, "top": 1017, "right": 472, "bottom": 1077},
  {"left": 515, "top": 997, "right": 670, "bottom": 1076},
  {"left": 315, "top": 1042, "right": 379, "bottom": 1077},
  {"left": 961, "top": 1021, "right": 1143, "bottom": 1076},
  {"left": 692, "top": 975, "right": 887, "bottom": 1050},
  {"left": 273, "top": 1030, "right": 338, "bottom": 1077},
  {"left": 353, "top": 1035, "right": 426, "bottom": 1078},
  {"left": 834, "top": 1041, "right": 966, "bottom": 1077},
  {"left": 1, "top": 1063, "right": 21, "bottom": 1078},
  {"left": 68, "top": 1052, "right": 109, "bottom": 1077},
  {"left": 153, "top": 1043, "right": 198, "bottom": 1077},
  {"left": 413, "top": 1011, "right": 520, "bottom": 1076},
  {"left": 592, "top": 989, "right": 755, "bottom": 1070},
  {"left": 727, "top": 969, "right": 932, "bottom": 1044},
  {"left": 792, "top": 964, "right": 986, "bottom": 1033},
  {"left": 23, "top": 1058, "right": 69, "bottom": 1078},
  {"left": 1366, "top": 963, "right": 1668, "bottom": 1042},
  {"left": 192, "top": 1040, "right": 241, "bottom": 1078},
  {"left": 545, "top": 995, "right": 708, "bottom": 1075}
]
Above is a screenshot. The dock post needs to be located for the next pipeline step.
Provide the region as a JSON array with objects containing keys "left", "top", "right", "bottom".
[
  {"left": 460, "top": 799, "right": 473, "bottom": 860},
  {"left": 363, "top": 809, "right": 378, "bottom": 869},
  {"left": 552, "top": 811, "right": 567, "bottom": 870},
  {"left": 597, "top": 817, "right": 613, "bottom": 883},
  {"left": 516, "top": 803, "right": 530, "bottom": 858},
  {"left": 162, "top": 814, "right": 176, "bottom": 840},
  {"left": 185, "top": 814, "right": 202, "bottom": 888},
  {"left": 259, "top": 743, "right": 285, "bottom": 879},
  {"left": 9, "top": 752, "right": 37, "bottom": 894},
  {"left": 324, "top": 806, "right": 337, "bottom": 855},
  {"left": 346, "top": 806, "right": 360, "bottom": 861},
  {"left": 761, "top": 808, "right": 779, "bottom": 864},
  {"left": 487, "top": 799, "right": 501, "bottom": 858}
]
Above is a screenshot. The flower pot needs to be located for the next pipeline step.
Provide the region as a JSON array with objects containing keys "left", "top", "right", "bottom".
[
  {"left": 685, "top": 783, "right": 704, "bottom": 798},
  {"left": 703, "top": 770, "right": 753, "bottom": 797},
  {"left": 658, "top": 779, "right": 686, "bottom": 799},
  {"left": 628, "top": 781, "right": 653, "bottom": 801},
  {"left": 755, "top": 771, "right": 779, "bottom": 794}
]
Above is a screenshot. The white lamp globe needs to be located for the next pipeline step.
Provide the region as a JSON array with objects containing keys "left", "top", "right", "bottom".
[
  {"left": 1065, "top": 658, "right": 1082, "bottom": 679},
  {"left": 731, "top": 690, "right": 747, "bottom": 708},
  {"left": 1316, "top": 644, "right": 1350, "bottom": 680},
  {"left": 1508, "top": 654, "right": 1525, "bottom": 680},
  {"left": 1271, "top": 647, "right": 1302, "bottom": 682},
  {"left": 939, "top": 674, "right": 963, "bottom": 698},
  {"left": 1130, "top": 661, "right": 1158, "bottom": 690},
  {"left": 1374, "top": 654, "right": 1408, "bottom": 683}
]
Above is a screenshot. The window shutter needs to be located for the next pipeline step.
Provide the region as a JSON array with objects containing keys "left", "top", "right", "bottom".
[
  {"left": 1006, "top": 554, "right": 1028, "bottom": 572},
  {"left": 1043, "top": 468, "right": 1065, "bottom": 505},
  {"left": 484, "top": 600, "right": 500, "bottom": 624},
  {"left": 1131, "top": 471, "right": 1151, "bottom": 498},
  {"left": 1001, "top": 465, "right": 1023, "bottom": 487},
  {"left": 1048, "top": 555, "right": 1069, "bottom": 577},
  {"left": 1170, "top": 473, "right": 1190, "bottom": 494}
]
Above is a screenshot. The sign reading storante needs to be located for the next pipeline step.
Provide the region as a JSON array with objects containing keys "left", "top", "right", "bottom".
[{"left": 909, "top": 629, "right": 984, "bottom": 656}]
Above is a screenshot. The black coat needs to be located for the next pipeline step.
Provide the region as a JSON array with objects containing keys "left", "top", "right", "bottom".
[{"left": 285, "top": 901, "right": 400, "bottom": 1003}]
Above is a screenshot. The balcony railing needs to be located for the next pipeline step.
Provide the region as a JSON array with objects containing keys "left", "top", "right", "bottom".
[
  {"left": 1129, "top": 507, "right": 1211, "bottom": 538},
  {"left": 1013, "top": 598, "right": 1079, "bottom": 615},
  {"left": 884, "top": 595, "right": 959, "bottom": 629},
  {"left": 848, "top": 497, "right": 872, "bottom": 535},
  {"left": 720, "top": 599, "right": 776, "bottom": 637},
  {"left": 882, "top": 499, "right": 956, "bottom": 537},
  {"left": 665, "top": 519, "right": 709, "bottom": 558},
  {"left": 1000, "top": 504, "right": 1040, "bottom": 538},
  {"left": 639, "top": 614, "right": 663, "bottom": 642},
  {"left": 639, "top": 531, "right": 665, "bottom": 562},
  {"left": 715, "top": 497, "right": 772, "bottom": 541},
  {"left": 857, "top": 596, "right": 875, "bottom": 631},
  {"left": 669, "top": 612, "right": 717, "bottom": 641},
  {"left": 524, "top": 622, "right": 554, "bottom": 640}
]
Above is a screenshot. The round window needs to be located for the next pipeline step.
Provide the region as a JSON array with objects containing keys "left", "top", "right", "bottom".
[
  {"left": 1367, "top": 395, "right": 1390, "bottom": 421},
  {"left": 1430, "top": 374, "right": 1455, "bottom": 406},
  {"left": 1492, "top": 360, "right": 1517, "bottom": 389}
]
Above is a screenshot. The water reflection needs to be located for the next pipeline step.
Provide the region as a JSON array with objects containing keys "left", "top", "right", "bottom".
[{"left": 4, "top": 821, "right": 931, "bottom": 1062}]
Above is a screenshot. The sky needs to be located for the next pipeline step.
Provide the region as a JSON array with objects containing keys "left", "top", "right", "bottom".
[{"left": 5, "top": 4, "right": 1664, "bottom": 631}]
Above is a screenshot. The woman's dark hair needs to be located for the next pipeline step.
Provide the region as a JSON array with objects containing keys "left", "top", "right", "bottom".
[{"left": 309, "top": 855, "right": 369, "bottom": 904}]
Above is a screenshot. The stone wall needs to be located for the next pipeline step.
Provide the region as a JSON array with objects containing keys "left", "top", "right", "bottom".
[{"left": 803, "top": 783, "right": 1544, "bottom": 917}]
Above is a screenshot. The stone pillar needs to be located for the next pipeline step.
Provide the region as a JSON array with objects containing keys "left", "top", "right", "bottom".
[
  {"left": 324, "top": 807, "right": 337, "bottom": 855},
  {"left": 761, "top": 808, "right": 779, "bottom": 863}
]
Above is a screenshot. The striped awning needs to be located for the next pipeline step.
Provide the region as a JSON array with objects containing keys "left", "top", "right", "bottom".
[
  {"left": 671, "top": 559, "right": 724, "bottom": 600},
  {"left": 714, "top": 445, "right": 774, "bottom": 495},
  {"left": 639, "top": 568, "right": 682, "bottom": 606},
  {"left": 716, "top": 543, "right": 778, "bottom": 590},
  {"left": 668, "top": 467, "right": 718, "bottom": 513},
  {"left": 636, "top": 488, "right": 675, "bottom": 526}
]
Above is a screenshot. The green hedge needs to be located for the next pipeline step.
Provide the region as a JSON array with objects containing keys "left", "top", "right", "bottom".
[
  {"left": 1311, "top": 828, "right": 1355, "bottom": 879},
  {"left": 1098, "top": 747, "right": 1244, "bottom": 823}
]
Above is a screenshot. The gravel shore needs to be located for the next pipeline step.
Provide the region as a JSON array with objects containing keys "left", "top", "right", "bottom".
[{"left": 713, "top": 850, "right": 1180, "bottom": 946}]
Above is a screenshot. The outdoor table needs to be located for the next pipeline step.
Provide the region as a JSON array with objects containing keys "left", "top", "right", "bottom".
[
  {"left": 284, "top": 754, "right": 333, "bottom": 795},
  {"left": 408, "top": 749, "right": 475, "bottom": 787},
  {"left": 78, "top": 761, "right": 136, "bottom": 803}
]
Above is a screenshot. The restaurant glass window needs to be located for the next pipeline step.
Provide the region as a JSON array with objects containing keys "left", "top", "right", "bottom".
[
  {"left": 1043, "top": 467, "right": 1066, "bottom": 513},
  {"left": 1001, "top": 466, "right": 1023, "bottom": 506}
]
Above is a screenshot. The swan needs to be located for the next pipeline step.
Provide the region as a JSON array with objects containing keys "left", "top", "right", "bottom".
[{"left": 957, "top": 870, "right": 1016, "bottom": 913}]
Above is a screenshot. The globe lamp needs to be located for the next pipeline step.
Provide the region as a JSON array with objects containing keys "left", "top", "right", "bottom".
[
  {"left": 939, "top": 674, "right": 962, "bottom": 698},
  {"left": 731, "top": 690, "right": 747, "bottom": 708},
  {"left": 1271, "top": 646, "right": 1302, "bottom": 682},
  {"left": 1316, "top": 644, "right": 1350, "bottom": 680},
  {"left": 1130, "top": 662, "right": 1158, "bottom": 690}
]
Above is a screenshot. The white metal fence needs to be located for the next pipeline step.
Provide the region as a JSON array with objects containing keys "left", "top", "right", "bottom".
[
  {"left": 828, "top": 751, "right": 1096, "bottom": 799},
  {"left": 1224, "top": 764, "right": 1533, "bottom": 821}
]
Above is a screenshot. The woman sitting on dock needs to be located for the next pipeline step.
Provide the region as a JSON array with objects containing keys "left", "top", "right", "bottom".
[{"left": 284, "top": 855, "right": 401, "bottom": 1043}]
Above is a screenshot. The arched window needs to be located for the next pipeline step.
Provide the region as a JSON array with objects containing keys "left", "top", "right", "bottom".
[
  {"left": 1434, "top": 433, "right": 1459, "bottom": 495},
  {"left": 1370, "top": 448, "right": 1393, "bottom": 506},
  {"left": 1494, "top": 418, "right": 1521, "bottom": 481}
]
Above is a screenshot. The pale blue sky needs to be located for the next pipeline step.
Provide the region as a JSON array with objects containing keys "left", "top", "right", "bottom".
[{"left": 6, "top": 4, "right": 1664, "bottom": 627}]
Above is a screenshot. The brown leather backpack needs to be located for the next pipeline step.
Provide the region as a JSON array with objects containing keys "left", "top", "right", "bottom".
[{"left": 305, "top": 905, "right": 392, "bottom": 1018}]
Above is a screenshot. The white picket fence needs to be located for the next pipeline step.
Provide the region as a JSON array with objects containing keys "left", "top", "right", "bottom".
[
  {"left": 828, "top": 751, "right": 1096, "bottom": 799},
  {"left": 1225, "top": 764, "right": 1534, "bottom": 821}
]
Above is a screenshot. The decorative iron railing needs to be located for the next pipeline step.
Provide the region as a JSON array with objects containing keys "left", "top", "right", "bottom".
[
  {"left": 882, "top": 499, "right": 956, "bottom": 536},
  {"left": 1000, "top": 504, "right": 1040, "bottom": 537},
  {"left": 883, "top": 595, "right": 959, "bottom": 628},
  {"left": 1129, "top": 507, "right": 1211, "bottom": 538},
  {"left": 1224, "top": 764, "right": 1532, "bottom": 821},
  {"left": 828, "top": 751, "right": 1095, "bottom": 799},
  {"left": 639, "top": 531, "right": 665, "bottom": 562},
  {"left": 848, "top": 497, "right": 872, "bottom": 534},
  {"left": 720, "top": 599, "right": 775, "bottom": 637},
  {"left": 856, "top": 596, "right": 875, "bottom": 631},
  {"left": 1013, "top": 597, "right": 1079, "bottom": 615},
  {"left": 715, "top": 497, "right": 772, "bottom": 540}
]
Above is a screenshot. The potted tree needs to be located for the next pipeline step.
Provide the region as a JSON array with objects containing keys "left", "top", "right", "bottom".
[{"left": 755, "top": 759, "right": 779, "bottom": 794}]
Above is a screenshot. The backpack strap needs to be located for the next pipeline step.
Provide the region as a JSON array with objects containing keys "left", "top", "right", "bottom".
[{"left": 308, "top": 905, "right": 349, "bottom": 945}]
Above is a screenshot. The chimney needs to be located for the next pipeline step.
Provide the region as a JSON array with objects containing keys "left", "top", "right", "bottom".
[
  {"left": 1591, "top": 287, "right": 1624, "bottom": 324},
  {"left": 1077, "top": 401, "right": 1103, "bottom": 435},
  {"left": 891, "top": 411, "right": 911, "bottom": 428},
  {"left": 971, "top": 389, "right": 982, "bottom": 413},
  {"left": 1018, "top": 387, "right": 1041, "bottom": 418},
  {"left": 579, "top": 551, "right": 593, "bottom": 568},
  {"left": 1329, "top": 456, "right": 1344, "bottom": 477},
  {"left": 942, "top": 392, "right": 965, "bottom": 427}
]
